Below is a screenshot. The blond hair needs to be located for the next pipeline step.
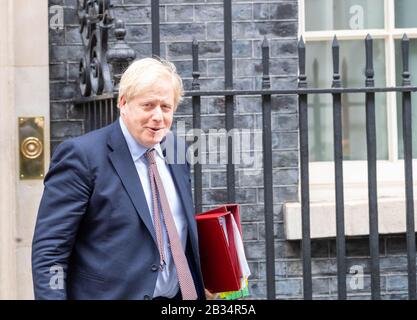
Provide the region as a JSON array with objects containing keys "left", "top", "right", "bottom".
[{"left": 117, "top": 57, "right": 183, "bottom": 110}]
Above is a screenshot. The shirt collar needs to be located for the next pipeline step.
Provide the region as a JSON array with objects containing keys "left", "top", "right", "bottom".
[{"left": 119, "top": 117, "right": 165, "bottom": 162}]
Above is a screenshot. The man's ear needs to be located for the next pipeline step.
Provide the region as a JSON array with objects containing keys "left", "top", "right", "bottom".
[
  {"left": 119, "top": 96, "right": 126, "bottom": 107},
  {"left": 119, "top": 96, "right": 126, "bottom": 115}
]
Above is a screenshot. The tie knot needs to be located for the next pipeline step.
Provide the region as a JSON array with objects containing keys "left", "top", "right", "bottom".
[{"left": 145, "top": 148, "right": 156, "bottom": 164}]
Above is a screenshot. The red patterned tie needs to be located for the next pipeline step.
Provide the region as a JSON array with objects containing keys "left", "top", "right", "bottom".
[{"left": 145, "top": 149, "right": 198, "bottom": 300}]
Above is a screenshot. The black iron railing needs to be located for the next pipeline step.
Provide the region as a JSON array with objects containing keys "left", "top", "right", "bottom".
[
  {"left": 296, "top": 34, "right": 417, "bottom": 300},
  {"left": 73, "top": 0, "right": 417, "bottom": 300}
]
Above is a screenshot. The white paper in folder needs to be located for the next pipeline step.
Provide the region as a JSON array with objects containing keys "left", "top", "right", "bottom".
[
  {"left": 230, "top": 214, "right": 251, "bottom": 283},
  {"left": 218, "top": 216, "right": 229, "bottom": 244}
]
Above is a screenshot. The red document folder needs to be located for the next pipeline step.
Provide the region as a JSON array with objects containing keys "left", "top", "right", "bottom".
[{"left": 195, "top": 204, "right": 243, "bottom": 293}]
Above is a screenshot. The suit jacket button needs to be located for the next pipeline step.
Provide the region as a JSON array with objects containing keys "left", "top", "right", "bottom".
[
  {"left": 144, "top": 295, "right": 151, "bottom": 300},
  {"left": 151, "top": 264, "right": 158, "bottom": 272}
]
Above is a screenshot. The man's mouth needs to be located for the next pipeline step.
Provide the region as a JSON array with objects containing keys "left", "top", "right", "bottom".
[{"left": 148, "top": 127, "right": 164, "bottom": 133}]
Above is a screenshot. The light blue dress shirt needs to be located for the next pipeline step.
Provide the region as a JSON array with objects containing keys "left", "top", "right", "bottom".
[{"left": 119, "top": 117, "right": 188, "bottom": 298}]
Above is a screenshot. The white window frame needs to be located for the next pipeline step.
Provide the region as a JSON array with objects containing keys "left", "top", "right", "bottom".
[
  {"left": 299, "top": 0, "right": 417, "bottom": 203},
  {"left": 284, "top": 0, "right": 417, "bottom": 240}
]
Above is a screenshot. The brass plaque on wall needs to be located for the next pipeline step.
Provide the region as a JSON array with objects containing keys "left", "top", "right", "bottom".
[{"left": 19, "top": 117, "right": 45, "bottom": 180}]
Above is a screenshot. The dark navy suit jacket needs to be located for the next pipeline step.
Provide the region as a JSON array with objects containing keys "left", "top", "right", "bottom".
[{"left": 32, "top": 120, "right": 205, "bottom": 300}]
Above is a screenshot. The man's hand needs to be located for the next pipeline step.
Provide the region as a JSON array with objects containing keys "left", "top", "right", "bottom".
[{"left": 205, "top": 288, "right": 219, "bottom": 300}]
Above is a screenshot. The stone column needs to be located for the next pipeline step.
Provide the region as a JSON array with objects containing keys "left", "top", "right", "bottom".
[
  {"left": 0, "top": 0, "right": 51, "bottom": 299},
  {"left": 14, "top": 0, "right": 50, "bottom": 300},
  {"left": 0, "top": 0, "right": 18, "bottom": 300}
]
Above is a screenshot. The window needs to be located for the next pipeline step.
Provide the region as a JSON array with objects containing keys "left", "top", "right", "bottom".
[
  {"left": 299, "top": 0, "right": 417, "bottom": 203},
  {"left": 301, "top": 0, "right": 417, "bottom": 162},
  {"left": 299, "top": 0, "right": 417, "bottom": 190},
  {"left": 306, "top": 39, "right": 388, "bottom": 161}
]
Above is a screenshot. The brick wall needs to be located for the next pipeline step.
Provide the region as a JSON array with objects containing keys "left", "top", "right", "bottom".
[{"left": 48, "top": 0, "right": 413, "bottom": 299}]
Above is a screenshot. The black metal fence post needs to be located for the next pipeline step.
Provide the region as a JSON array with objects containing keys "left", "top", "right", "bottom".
[
  {"left": 151, "top": 0, "right": 160, "bottom": 57},
  {"left": 401, "top": 34, "right": 417, "bottom": 300},
  {"left": 192, "top": 38, "right": 203, "bottom": 214},
  {"left": 298, "top": 36, "right": 313, "bottom": 300},
  {"left": 112, "top": 96, "right": 118, "bottom": 123},
  {"left": 261, "top": 37, "right": 276, "bottom": 300},
  {"left": 93, "top": 101, "right": 98, "bottom": 131},
  {"left": 224, "top": 0, "right": 235, "bottom": 203},
  {"left": 365, "top": 34, "right": 381, "bottom": 300},
  {"left": 332, "top": 36, "right": 347, "bottom": 300}
]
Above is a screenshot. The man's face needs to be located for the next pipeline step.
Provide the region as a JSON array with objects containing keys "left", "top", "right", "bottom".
[{"left": 119, "top": 77, "right": 175, "bottom": 148}]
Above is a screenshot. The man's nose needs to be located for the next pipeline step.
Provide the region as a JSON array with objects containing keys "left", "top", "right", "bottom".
[{"left": 151, "top": 105, "right": 163, "bottom": 121}]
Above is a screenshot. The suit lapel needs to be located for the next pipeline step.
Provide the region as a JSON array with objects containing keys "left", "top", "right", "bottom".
[{"left": 107, "top": 121, "right": 157, "bottom": 246}]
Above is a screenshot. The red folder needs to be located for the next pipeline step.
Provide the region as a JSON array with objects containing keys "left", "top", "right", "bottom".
[{"left": 196, "top": 204, "right": 243, "bottom": 293}]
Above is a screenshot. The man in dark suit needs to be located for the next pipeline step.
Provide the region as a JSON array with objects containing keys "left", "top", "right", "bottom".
[{"left": 32, "top": 57, "right": 207, "bottom": 300}]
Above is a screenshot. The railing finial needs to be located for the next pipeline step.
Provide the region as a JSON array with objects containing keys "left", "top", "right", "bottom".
[
  {"left": 192, "top": 38, "right": 200, "bottom": 91},
  {"left": 298, "top": 37, "right": 307, "bottom": 89},
  {"left": 106, "top": 19, "right": 136, "bottom": 92},
  {"left": 365, "top": 34, "right": 374, "bottom": 87},
  {"left": 402, "top": 34, "right": 411, "bottom": 86},
  {"left": 262, "top": 36, "right": 270, "bottom": 89},
  {"left": 332, "top": 35, "right": 341, "bottom": 88}
]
